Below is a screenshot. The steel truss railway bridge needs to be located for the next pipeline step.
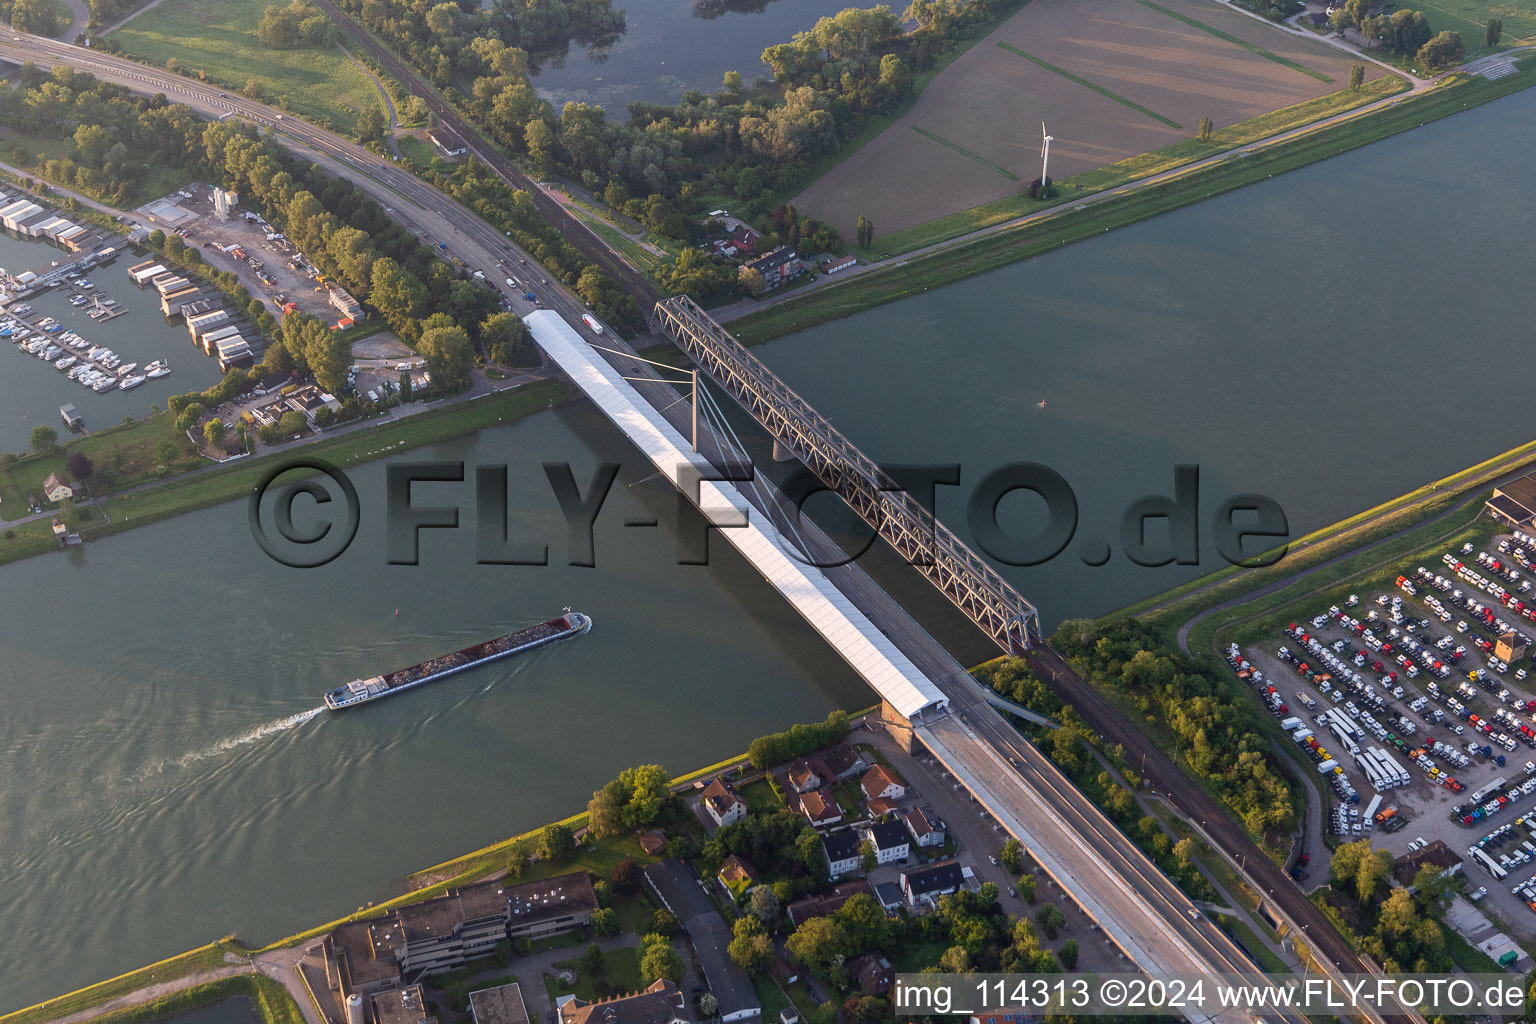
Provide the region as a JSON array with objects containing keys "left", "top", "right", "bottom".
[{"left": 654, "top": 294, "right": 1042, "bottom": 656}]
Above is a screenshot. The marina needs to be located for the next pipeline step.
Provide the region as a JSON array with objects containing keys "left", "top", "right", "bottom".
[
  {"left": 2, "top": 304, "right": 166, "bottom": 396},
  {"left": 323, "top": 612, "right": 592, "bottom": 710}
]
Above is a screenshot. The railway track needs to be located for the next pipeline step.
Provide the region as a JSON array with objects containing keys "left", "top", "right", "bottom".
[{"left": 307, "top": 0, "right": 663, "bottom": 314}]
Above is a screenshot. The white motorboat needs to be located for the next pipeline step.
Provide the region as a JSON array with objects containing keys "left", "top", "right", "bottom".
[
  {"left": 144, "top": 360, "right": 170, "bottom": 379},
  {"left": 118, "top": 374, "right": 146, "bottom": 390},
  {"left": 55, "top": 355, "right": 76, "bottom": 371}
]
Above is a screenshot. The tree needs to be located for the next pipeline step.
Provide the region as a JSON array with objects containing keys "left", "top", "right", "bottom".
[
  {"left": 591, "top": 907, "right": 619, "bottom": 937},
  {"left": 651, "top": 909, "right": 679, "bottom": 937},
  {"left": 1487, "top": 17, "right": 1502, "bottom": 46},
  {"left": 278, "top": 409, "right": 308, "bottom": 436},
  {"left": 747, "top": 884, "right": 780, "bottom": 929},
  {"left": 370, "top": 258, "right": 427, "bottom": 321},
  {"left": 155, "top": 438, "right": 181, "bottom": 467},
  {"left": 418, "top": 324, "right": 476, "bottom": 391},
  {"left": 203, "top": 420, "right": 226, "bottom": 448},
  {"left": 738, "top": 266, "right": 767, "bottom": 296},
  {"left": 0, "top": 452, "right": 17, "bottom": 478},
  {"left": 1386, "top": 9, "right": 1432, "bottom": 54},
  {"left": 1017, "top": 873, "right": 1036, "bottom": 904},
  {"left": 64, "top": 452, "right": 93, "bottom": 483},
  {"left": 1173, "top": 837, "right": 1197, "bottom": 865},
  {"left": 611, "top": 857, "right": 640, "bottom": 895},
  {"left": 481, "top": 311, "right": 535, "bottom": 366},
  {"left": 1059, "top": 938, "right": 1079, "bottom": 969},
  {"left": 722, "top": 70, "right": 744, "bottom": 94},
  {"left": 537, "top": 822, "right": 576, "bottom": 862},
  {"left": 639, "top": 933, "right": 685, "bottom": 985},
  {"left": 938, "top": 945, "right": 971, "bottom": 973},
  {"left": 618, "top": 764, "right": 672, "bottom": 827},
  {"left": 1000, "top": 837, "right": 1022, "bottom": 873},
  {"left": 1198, "top": 116, "right": 1214, "bottom": 142},
  {"left": 833, "top": 893, "right": 891, "bottom": 951},
  {"left": 1416, "top": 30, "right": 1465, "bottom": 69},
  {"left": 1349, "top": 64, "right": 1365, "bottom": 92},
  {"left": 29, "top": 425, "right": 58, "bottom": 454},
  {"left": 587, "top": 787, "right": 624, "bottom": 839},
  {"left": 580, "top": 943, "right": 605, "bottom": 977},
  {"left": 507, "top": 847, "right": 530, "bottom": 878},
  {"left": 1036, "top": 903, "right": 1066, "bottom": 940},
  {"left": 728, "top": 915, "right": 775, "bottom": 976},
  {"left": 860, "top": 839, "right": 877, "bottom": 874},
  {"left": 785, "top": 916, "right": 847, "bottom": 973},
  {"left": 8, "top": 0, "right": 65, "bottom": 35}
]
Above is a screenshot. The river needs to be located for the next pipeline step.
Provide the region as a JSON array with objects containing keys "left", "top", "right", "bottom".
[
  {"left": 0, "top": 404, "right": 868, "bottom": 1009},
  {"left": 760, "top": 88, "right": 1536, "bottom": 628},
  {"left": 1, "top": 77, "right": 1533, "bottom": 1016},
  {"left": 529, "top": 0, "right": 858, "bottom": 108},
  {"left": 0, "top": 232, "right": 223, "bottom": 456}
]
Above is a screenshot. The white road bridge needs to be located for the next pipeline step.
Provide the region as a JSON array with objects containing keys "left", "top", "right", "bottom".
[{"left": 528, "top": 311, "right": 1278, "bottom": 1024}]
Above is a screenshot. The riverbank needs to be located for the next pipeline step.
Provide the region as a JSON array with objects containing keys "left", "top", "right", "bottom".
[
  {"left": 728, "top": 56, "right": 1536, "bottom": 344},
  {"left": 0, "top": 378, "right": 572, "bottom": 568},
  {"left": 1, "top": 707, "right": 875, "bottom": 1024}
]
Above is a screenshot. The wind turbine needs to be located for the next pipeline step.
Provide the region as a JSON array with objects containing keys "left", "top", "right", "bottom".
[{"left": 1040, "top": 122, "right": 1053, "bottom": 185}]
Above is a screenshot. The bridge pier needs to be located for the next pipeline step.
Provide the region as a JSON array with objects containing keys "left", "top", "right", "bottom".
[
  {"left": 879, "top": 698, "right": 917, "bottom": 754},
  {"left": 770, "top": 439, "right": 797, "bottom": 463}
]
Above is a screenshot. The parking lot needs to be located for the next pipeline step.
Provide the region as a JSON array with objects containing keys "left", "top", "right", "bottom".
[{"left": 1232, "top": 527, "right": 1536, "bottom": 935}]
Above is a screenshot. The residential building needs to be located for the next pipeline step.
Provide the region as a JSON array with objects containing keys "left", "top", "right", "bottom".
[
  {"left": 1393, "top": 839, "right": 1464, "bottom": 886},
  {"left": 848, "top": 954, "right": 893, "bottom": 995},
  {"left": 426, "top": 127, "right": 469, "bottom": 157},
  {"left": 822, "top": 745, "right": 867, "bottom": 780},
  {"left": 41, "top": 472, "right": 73, "bottom": 502},
  {"left": 795, "top": 788, "right": 842, "bottom": 830},
  {"left": 872, "top": 881, "right": 905, "bottom": 911},
  {"left": 643, "top": 860, "right": 760, "bottom": 1023},
  {"left": 864, "top": 821, "right": 910, "bottom": 865},
  {"left": 901, "top": 860, "right": 964, "bottom": 908},
  {"left": 743, "top": 246, "right": 803, "bottom": 289},
  {"left": 717, "top": 854, "right": 758, "bottom": 902},
  {"left": 969, "top": 1012, "right": 1038, "bottom": 1024},
  {"left": 866, "top": 796, "right": 898, "bottom": 818},
  {"left": 786, "top": 758, "right": 827, "bottom": 793},
  {"left": 860, "top": 765, "right": 904, "bottom": 802},
  {"left": 822, "top": 828, "right": 864, "bottom": 880},
  {"left": 558, "top": 979, "right": 690, "bottom": 1024},
  {"left": 903, "top": 807, "right": 946, "bottom": 848},
  {"left": 818, "top": 254, "right": 857, "bottom": 276},
  {"left": 639, "top": 829, "right": 668, "bottom": 855},
  {"left": 701, "top": 778, "right": 748, "bottom": 828},
  {"left": 784, "top": 881, "right": 876, "bottom": 928}
]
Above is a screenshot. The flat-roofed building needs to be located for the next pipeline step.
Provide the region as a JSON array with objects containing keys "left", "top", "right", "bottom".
[
  {"left": 371, "top": 986, "right": 431, "bottom": 1024},
  {"left": 470, "top": 982, "right": 532, "bottom": 1024}
]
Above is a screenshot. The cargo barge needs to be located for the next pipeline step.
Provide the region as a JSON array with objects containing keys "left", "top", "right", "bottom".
[{"left": 323, "top": 611, "right": 591, "bottom": 710}]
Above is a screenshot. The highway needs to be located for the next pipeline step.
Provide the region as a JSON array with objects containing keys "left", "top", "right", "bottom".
[
  {"left": 304, "top": 0, "right": 663, "bottom": 311},
  {"left": 6, "top": 30, "right": 1390, "bottom": 1017},
  {"left": 0, "top": 31, "right": 611, "bottom": 343}
]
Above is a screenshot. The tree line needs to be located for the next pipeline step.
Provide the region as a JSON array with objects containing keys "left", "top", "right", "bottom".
[{"left": 1053, "top": 617, "right": 1299, "bottom": 841}]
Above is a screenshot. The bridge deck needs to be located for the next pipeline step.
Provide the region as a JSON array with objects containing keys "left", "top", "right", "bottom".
[{"left": 526, "top": 310, "right": 949, "bottom": 720}]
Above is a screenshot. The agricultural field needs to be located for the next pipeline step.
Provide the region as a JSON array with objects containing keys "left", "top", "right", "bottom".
[
  {"left": 110, "top": 0, "right": 384, "bottom": 135},
  {"left": 794, "top": 0, "right": 1388, "bottom": 240}
]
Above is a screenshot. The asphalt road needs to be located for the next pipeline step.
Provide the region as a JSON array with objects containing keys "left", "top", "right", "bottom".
[{"left": 305, "top": 0, "right": 663, "bottom": 312}]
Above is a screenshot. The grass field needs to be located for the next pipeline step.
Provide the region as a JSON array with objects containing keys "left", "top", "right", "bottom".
[
  {"left": 0, "top": 940, "right": 242, "bottom": 1024},
  {"left": 793, "top": 0, "right": 1386, "bottom": 239},
  {"left": 112, "top": 0, "right": 385, "bottom": 135},
  {"left": 740, "top": 57, "right": 1535, "bottom": 343}
]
